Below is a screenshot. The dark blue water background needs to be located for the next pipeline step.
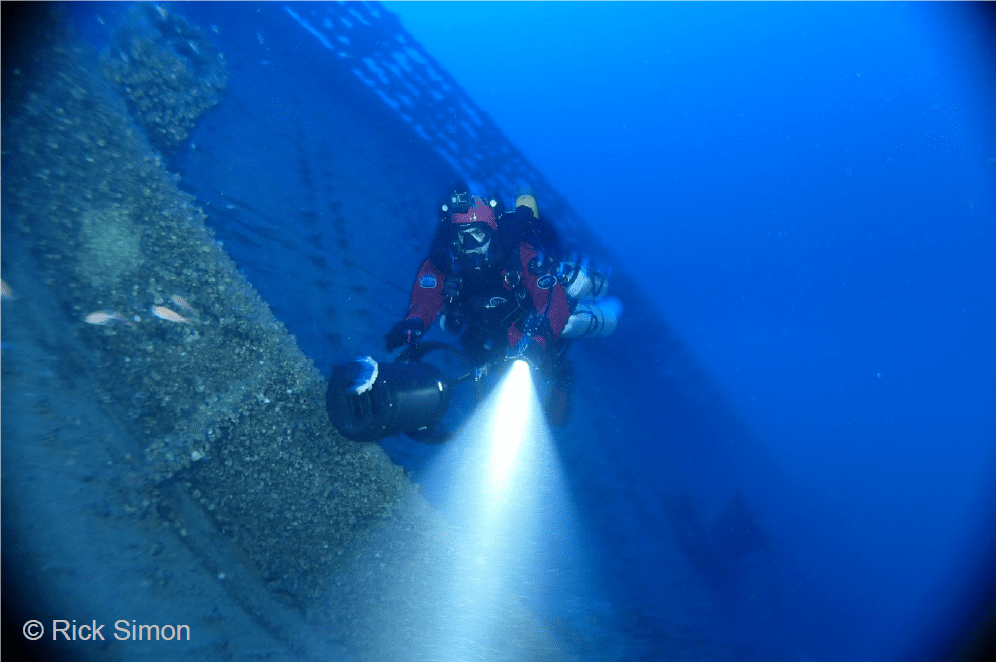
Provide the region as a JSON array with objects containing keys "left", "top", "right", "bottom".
[
  {"left": 62, "top": 2, "right": 995, "bottom": 661},
  {"left": 387, "top": 3, "right": 994, "bottom": 659}
]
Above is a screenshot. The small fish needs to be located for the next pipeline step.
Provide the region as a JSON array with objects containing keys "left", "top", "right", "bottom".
[
  {"left": 151, "top": 306, "right": 190, "bottom": 324},
  {"left": 85, "top": 311, "right": 127, "bottom": 325},
  {"left": 169, "top": 294, "right": 195, "bottom": 314},
  {"left": 1, "top": 279, "right": 13, "bottom": 300}
]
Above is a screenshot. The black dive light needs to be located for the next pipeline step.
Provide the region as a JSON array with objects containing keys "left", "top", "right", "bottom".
[{"left": 326, "top": 355, "right": 452, "bottom": 443}]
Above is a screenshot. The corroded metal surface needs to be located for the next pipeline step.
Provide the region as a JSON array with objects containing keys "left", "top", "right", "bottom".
[{"left": 3, "top": 14, "right": 405, "bottom": 607}]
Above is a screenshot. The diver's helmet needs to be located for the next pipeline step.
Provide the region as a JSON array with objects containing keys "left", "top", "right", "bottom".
[{"left": 445, "top": 193, "right": 499, "bottom": 271}]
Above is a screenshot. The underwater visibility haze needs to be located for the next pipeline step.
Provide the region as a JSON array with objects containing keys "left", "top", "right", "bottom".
[{"left": 2, "top": 2, "right": 993, "bottom": 662}]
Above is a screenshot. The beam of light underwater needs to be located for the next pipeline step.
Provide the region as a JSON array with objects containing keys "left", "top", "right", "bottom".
[{"left": 417, "top": 360, "right": 586, "bottom": 658}]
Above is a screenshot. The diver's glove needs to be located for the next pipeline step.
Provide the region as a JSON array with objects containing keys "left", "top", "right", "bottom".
[
  {"left": 506, "top": 335, "right": 546, "bottom": 372},
  {"left": 385, "top": 319, "right": 425, "bottom": 352}
]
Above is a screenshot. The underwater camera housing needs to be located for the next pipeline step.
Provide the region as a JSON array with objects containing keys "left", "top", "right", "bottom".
[{"left": 327, "top": 355, "right": 452, "bottom": 444}]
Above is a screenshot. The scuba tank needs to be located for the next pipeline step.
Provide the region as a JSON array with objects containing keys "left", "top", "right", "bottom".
[
  {"left": 556, "top": 254, "right": 619, "bottom": 339},
  {"left": 561, "top": 297, "right": 622, "bottom": 339},
  {"left": 558, "top": 256, "right": 610, "bottom": 302}
]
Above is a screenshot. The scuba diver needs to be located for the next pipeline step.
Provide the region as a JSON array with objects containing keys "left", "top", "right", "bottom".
[
  {"left": 385, "top": 188, "right": 575, "bottom": 424},
  {"left": 327, "top": 185, "right": 620, "bottom": 443}
]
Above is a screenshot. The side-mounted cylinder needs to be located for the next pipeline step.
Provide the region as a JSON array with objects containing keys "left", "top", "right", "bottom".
[
  {"left": 561, "top": 297, "right": 623, "bottom": 339},
  {"left": 559, "top": 258, "right": 610, "bottom": 302}
]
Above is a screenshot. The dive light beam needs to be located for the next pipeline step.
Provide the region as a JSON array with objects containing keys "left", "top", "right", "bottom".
[
  {"left": 413, "top": 358, "right": 586, "bottom": 658},
  {"left": 487, "top": 360, "right": 532, "bottom": 493}
]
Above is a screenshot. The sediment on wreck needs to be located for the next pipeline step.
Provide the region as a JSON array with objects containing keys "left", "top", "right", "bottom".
[
  {"left": 2, "top": 13, "right": 406, "bottom": 604},
  {"left": 102, "top": 3, "right": 228, "bottom": 151}
]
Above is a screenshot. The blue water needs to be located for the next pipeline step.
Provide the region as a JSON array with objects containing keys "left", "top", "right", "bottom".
[
  {"left": 50, "top": 2, "right": 995, "bottom": 661},
  {"left": 388, "top": 3, "right": 995, "bottom": 660}
]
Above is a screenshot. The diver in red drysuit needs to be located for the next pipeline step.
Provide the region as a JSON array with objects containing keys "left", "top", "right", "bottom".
[{"left": 385, "top": 188, "right": 573, "bottom": 424}]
